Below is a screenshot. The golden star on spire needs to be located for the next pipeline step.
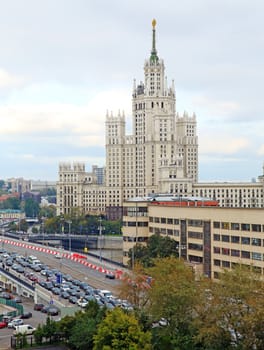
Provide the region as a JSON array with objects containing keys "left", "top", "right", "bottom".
[{"left": 152, "top": 19, "right": 156, "bottom": 28}]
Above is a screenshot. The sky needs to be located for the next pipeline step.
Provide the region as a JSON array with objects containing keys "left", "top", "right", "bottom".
[{"left": 0, "top": 0, "right": 263, "bottom": 182}]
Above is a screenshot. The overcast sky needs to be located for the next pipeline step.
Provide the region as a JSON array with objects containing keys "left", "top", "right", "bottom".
[{"left": 0, "top": 0, "right": 263, "bottom": 182}]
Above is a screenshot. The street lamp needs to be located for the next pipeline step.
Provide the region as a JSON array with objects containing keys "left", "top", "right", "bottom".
[
  {"left": 98, "top": 217, "right": 103, "bottom": 262},
  {"left": 66, "top": 220, "right": 72, "bottom": 253}
]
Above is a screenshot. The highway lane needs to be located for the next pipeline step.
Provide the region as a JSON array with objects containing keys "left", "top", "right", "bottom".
[{"left": 1, "top": 238, "right": 125, "bottom": 295}]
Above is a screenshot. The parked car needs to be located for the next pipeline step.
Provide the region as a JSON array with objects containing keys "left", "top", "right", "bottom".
[
  {"left": 0, "top": 321, "right": 7, "bottom": 329},
  {"left": 34, "top": 303, "right": 44, "bottom": 311},
  {"left": 13, "top": 324, "right": 36, "bottom": 336},
  {"left": 47, "top": 306, "right": 60, "bottom": 316},
  {"left": 8, "top": 319, "right": 24, "bottom": 328},
  {"left": 20, "top": 312, "right": 32, "bottom": 319}
]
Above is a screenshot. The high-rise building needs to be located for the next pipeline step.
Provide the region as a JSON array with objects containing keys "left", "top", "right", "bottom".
[
  {"left": 57, "top": 20, "right": 198, "bottom": 218},
  {"left": 56, "top": 21, "right": 264, "bottom": 218}
]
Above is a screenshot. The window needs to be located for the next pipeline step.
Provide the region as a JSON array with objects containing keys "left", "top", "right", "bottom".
[
  {"left": 188, "top": 243, "right": 203, "bottom": 251},
  {"left": 252, "top": 224, "right": 261, "bottom": 232},
  {"left": 221, "top": 222, "right": 230, "bottom": 230},
  {"left": 214, "top": 247, "right": 220, "bottom": 254},
  {"left": 213, "top": 234, "right": 220, "bottom": 241},
  {"left": 231, "top": 236, "right": 240, "bottom": 244},
  {"left": 222, "top": 261, "right": 230, "bottom": 268},
  {"left": 241, "top": 237, "right": 250, "bottom": 245},
  {"left": 188, "top": 231, "right": 203, "bottom": 239},
  {"left": 241, "top": 223, "right": 250, "bottom": 231},
  {"left": 252, "top": 252, "right": 262, "bottom": 261},
  {"left": 214, "top": 259, "right": 221, "bottom": 266},
  {"left": 214, "top": 221, "right": 220, "bottom": 228},
  {"left": 231, "top": 223, "right": 240, "bottom": 230},
  {"left": 231, "top": 249, "right": 240, "bottom": 257},
  {"left": 252, "top": 238, "right": 261, "bottom": 246},
  {"left": 241, "top": 250, "right": 250, "bottom": 259},
  {"left": 222, "top": 235, "right": 230, "bottom": 242},
  {"left": 222, "top": 248, "right": 230, "bottom": 255}
]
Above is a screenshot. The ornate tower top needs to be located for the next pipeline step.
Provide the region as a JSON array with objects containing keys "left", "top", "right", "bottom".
[{"left": 150, "top": 19, "right": 158, "bottom": 63}]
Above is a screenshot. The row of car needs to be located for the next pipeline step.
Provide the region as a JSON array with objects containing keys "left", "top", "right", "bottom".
[{"left": 0, "top": 248, "right": 133, "bottom": 313}]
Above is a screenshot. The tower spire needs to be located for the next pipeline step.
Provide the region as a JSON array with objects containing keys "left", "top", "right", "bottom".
[{"left": 150, "top": 19, "right": 158, "bottom": 63}]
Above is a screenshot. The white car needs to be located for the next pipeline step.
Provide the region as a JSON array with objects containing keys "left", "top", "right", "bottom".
[
  {"left": 77, "top": 298, "right": 88, "bottom": 308},
  {"left": 8, "top": 319, "right": 24, "bottom": 329}
]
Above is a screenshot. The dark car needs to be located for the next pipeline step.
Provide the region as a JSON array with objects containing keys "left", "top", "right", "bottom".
[
  {"left": 20, "top": 312, "right": 32, "bottom": 319},
  {"left": 105, "top": 272, "right": 115, "bottom": 279},
  {"left": 61, "top": 291, "right": 70, "bottom": 299},
  {"left": 16, "top": 266, "right": 25, "bottom": 274},
  {"left": 34, "top": 303, "right": 44, "bottom": 311},
  {"left": 47, "top": 306, "right": 60, "bottom": 316},
  {"left": 69, "top": 296, "right": 78, "bottom": 304}
]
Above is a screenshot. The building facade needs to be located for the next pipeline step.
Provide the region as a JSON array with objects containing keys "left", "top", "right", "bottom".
[
  {"left": 56, "top": 20, "right": 264, "bottom": 218},
  {"left": 122, "top": 198, "right": 264, "bottom": 279}
]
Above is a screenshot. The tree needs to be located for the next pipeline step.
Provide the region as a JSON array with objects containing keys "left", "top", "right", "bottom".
[
  {"left": 128, "top": 234, "right": 179, "bottom": 268},
  {"left": 19, "top": 219, "right": 28, "bottom": 233},
  {"left": 93, "top": 307, "right": 152, "bottom": 350},
  {"left": 195, "top": 266, "right": 264, "bottom": 350},
  {"left": 145, "top": 257, "right": 200, "bottom": 350},
  {"left": 1, "top": 197, "right": 21, "bottom": 209},
  {"left": 24, "top": 198, "right": 40, "bottom": 217},
  {"left": 118, "top": 262, "right": 151, "bottom": 310},
  {"left": 59, "top": 301, "right": 106, "bottom": 350}
]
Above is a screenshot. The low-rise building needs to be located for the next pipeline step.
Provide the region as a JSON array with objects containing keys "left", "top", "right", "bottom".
[{"left": 122, "top": 197, "right": 264, "bottom": 279}]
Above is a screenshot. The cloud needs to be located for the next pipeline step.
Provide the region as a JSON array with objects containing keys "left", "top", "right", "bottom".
[
  {"left": 0, "top": 68, "right": 25, "bottom": 88},
  {"left": 0, "top": 87, "right": 131, "bottom": 148},
  {"left": 192, "top": 95, "right": 240, "bottom": 118},
  {"left": 200, "top": 137, "right": 250, "bottom": 155}
]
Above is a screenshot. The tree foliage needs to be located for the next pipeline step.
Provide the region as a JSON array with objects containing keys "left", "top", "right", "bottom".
[
  {"left": 128, "top": 234, "right": 179, "bottom": 267},
  {"left": 24, "top": 198, "right": 40, "bottom": 217},
  {"left": 0, "top": 196, "right": 21, "bottom": 209},
  {"left": 93, "top": 307, "right": 152, "bottom": 350}
]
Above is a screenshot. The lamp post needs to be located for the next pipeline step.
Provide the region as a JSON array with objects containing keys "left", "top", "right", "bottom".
[
  {"left": 98, "top": 217, "right": 102, "bottom": 262},
  {"left": 66, "top": 220, "right": 72, "bottom": 253},
  {"left": 41, "top": 217, "right": 46, "bottom": 245}
]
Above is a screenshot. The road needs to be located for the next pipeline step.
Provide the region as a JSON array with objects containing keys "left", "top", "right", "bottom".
[
  {"left": 1, "top": 238, "right": 125, "bottom": 293},
  {"left": 0, "top": 238, "right": 128, "bottom": 350}
]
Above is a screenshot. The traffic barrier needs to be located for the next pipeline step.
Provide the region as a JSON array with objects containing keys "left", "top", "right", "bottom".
[{"left": 1, "top": 238, "right": 125, "bottom": 280}]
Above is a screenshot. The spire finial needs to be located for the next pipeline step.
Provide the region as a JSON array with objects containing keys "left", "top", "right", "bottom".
[{"left": 150, "top": 19, "right": 158, "bottom": 63}]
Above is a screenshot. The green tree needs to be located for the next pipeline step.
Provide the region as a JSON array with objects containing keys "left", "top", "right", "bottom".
[
  {"left": 24, "top": 198, "right": 40, "bottom": 217},
  {"left": 128, "top": 234, "right": 179, "bottom": 268},
  {"left": 42, "top": 316, "right": 58, "bottom": 342},
  {"left": 39, "top": 205, "right": 56, "bottom": 218},
  {"left": 145, "top": 257, "right": 199, "bottom": 350},
  {"left": 2, "top": 196, "right": 20, "bottom": 209},
  {"left": 93, "top": 307, "right": 152, "bottom": 350},
  {"left": 61, "top": 301, "right": 106, "bottom": 350}
]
